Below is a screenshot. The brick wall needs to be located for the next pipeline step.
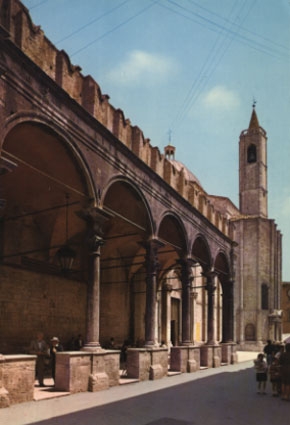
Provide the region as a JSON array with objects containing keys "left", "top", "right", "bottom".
[{"left": 0, "top": 264, "right": 87, "bottom": 354}]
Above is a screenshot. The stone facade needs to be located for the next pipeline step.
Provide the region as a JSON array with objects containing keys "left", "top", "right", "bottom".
[
  {"left": 0, "top": 0, "right": 283, "bottom": 406},
  {"left": 0, "top": 354, "right": 36, "bottom": 407},
  {"left": 282, "top": 282, "right": 290, "bottom": 334},
  {"left": 234, "top": 110, "right": 282, "bottom": 350}
]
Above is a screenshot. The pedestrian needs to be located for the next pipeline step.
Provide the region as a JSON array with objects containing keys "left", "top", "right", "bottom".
[
  {"left": 263, "top": 340, "right": 275, "bottom": 365},
  {"left": 50, "top": 337, "right": 63, "bottom": 384},
  {"left": 279, "top": 343, "right": 290, "bottom": 401},
  {"left": 108, "top": 337, "right": 115, "bottom": 349},
  {"left": 120, "top": 340, "right": 130, "bottom": 375},
  {"left": 269, "top": 357, "right": 281, "bottom": 397},
  {"left": 254, "top": 353, "right": 268, "bottom": 394},
  {"left": 74, "top": 334, "right": 84, "bottom": 350},
  {"left": 67, "top": 336, "right": 75, "bottom": 350},
  {"left": 275, "top": 344, "right": 285, "bottom": 360},
  {"left": 28, "top": 331, "right": 49, "bottom": 387}
]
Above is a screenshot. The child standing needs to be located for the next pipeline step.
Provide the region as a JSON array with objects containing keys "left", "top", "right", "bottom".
[
  {"left": 254, "top": 353, "right": 268, "bottom": 394},
  {"left": 269, "top": 357, "right": 281, "bottom": 396}
]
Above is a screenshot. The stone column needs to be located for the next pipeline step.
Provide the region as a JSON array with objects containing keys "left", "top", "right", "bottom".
[
  {"left": 0, "top": 355, "right": 9, "bottom": 408},
  {"left": 204, "top": 269, "right": 217, "bottom": 345},
  {"left": 144, "top": 239, "right": 163, "bottom": 347},
  {"left": 191, "top": 291, "right": 198, "bottom": 344},
  {"left": 162, "top": 282, "right": 172, "bottom": 346},
  {"left": 79, "top": 207, "right": 111, "bottom": 351},
  {"left": 222, "top": 279, "right": 234, "bottom": 343},
  {"left": 178, "top": 258, "right": 194, "bottom": 346}
]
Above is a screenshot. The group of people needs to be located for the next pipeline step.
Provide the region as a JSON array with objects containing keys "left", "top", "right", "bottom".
[
  {"left": 254, "top": 340, "right": 290, "bottom": 400},
  {"left": 29, "top": 332, "right": 84, "bottom": 387},
  {"left": 28, "top": 332, "right": 64, "bottom": 387}
]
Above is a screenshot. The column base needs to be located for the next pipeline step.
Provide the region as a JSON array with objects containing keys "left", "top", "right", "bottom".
[{"left": 81, "top": 342, "right": 104, "bottom": 352}]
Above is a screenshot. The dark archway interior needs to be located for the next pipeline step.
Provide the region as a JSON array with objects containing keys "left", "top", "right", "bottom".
[{"left": 1, "top": 122, "right": 90, "bottom": 272}]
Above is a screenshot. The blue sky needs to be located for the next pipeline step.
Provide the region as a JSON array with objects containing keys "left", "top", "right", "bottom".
[{"left": 22, "top": 0, "right": 290, "bottom": 280}]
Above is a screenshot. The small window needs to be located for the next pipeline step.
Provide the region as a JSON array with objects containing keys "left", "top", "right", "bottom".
[
  {"left": 245, "top": 323, "right": 255, "bottom": 341},
  {"left": 261, "top": 284, "right": 269, "bottom": 310},
  {"left": 247, "top": 144, "right": 256, "bottom": 163}
]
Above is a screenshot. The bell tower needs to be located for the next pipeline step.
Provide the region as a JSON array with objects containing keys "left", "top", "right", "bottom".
[{"left": 239, "top": 104, "right": 268, "bottom": 218}]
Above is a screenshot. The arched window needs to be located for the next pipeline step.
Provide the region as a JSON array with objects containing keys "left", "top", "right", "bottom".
[
  {"left": 247, "top": 144, "right": 257, "bottom": 163},
  {"left": 245, "top": 323, "right": 255, "bottom": 341},
  {"left": 261, "top": 284, "right": 269, "bottom": 310}
]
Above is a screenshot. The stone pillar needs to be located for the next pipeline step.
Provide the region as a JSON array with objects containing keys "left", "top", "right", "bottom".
[
  {"left": 79, "top": 207, "right": 111, "bottom": 351},
  {"left": 178, "top": 258, "right": 194, "bottom": 346},
  {"left": 0, "top": 355, "right": 9, "bottom": 408},
  {"left": 144, "top": 239, "right": 163, "bottom": 347},
  {"left": 191, "top": 291, "right": 198, "bottom": 344},
  {"left": 162, "top": 283, "right": 172, "bottom": 346},
  {"left": 204, "top": 269, "right": 217, "bottom": 345},
  {"left": 222, "top": 279, "right": 234, "bottom": 343}
]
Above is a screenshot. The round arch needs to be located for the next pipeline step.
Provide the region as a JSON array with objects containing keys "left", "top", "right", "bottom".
[
  {"left": 0, "top": 118, "right": 96, "bottom": 353},
  {"left": 214, "top": 250, "right": 233, "bottom": 344},
  {"left": 156, "top": 212, "right": 188, "bottom": 347},
  {"left": 214, "top": 250, "right": 231, "bottom": 284},
  {"left": 99, "top": 177, "right": 154, "bottom": 347},
  {"left": 2, "top": 113, "right": 96, "bottom": 201},
  {"left": 101, "top": 175, "right": 154, "bottom": 236},
  {"left": 191, "top": 234, "right": 212, "bottom": 271},
  {"left": 157, "top": 212, "right": 188, "bottom": 268},
  {"left": 1, "top": 119, "right": 94, "bottom": 267}
]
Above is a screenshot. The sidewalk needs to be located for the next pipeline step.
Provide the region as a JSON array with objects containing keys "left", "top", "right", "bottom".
[
  {"left": 0, "top": 351, "right": 261, "bottom": 425},
  {"left": 33, "top": 351, "right": 259, "bottom": 401}
]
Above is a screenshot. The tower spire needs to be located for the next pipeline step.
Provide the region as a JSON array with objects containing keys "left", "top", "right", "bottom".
[{"left": 249, "top": 99, "right": 259, "bottom": 129}]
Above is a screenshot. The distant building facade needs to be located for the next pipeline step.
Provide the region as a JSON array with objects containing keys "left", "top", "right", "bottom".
[{"left": 282, "top": 282, "right": 290, "bottom": 334}]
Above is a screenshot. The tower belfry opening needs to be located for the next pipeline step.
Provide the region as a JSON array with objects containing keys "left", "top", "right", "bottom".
[{"left": 165, "top": 144, "right": 176, "bottom": 161}]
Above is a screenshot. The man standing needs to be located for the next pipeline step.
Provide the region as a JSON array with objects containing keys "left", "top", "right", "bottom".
[
  {"left": 29, "top": 332, "right": 48, "bottom": 387},
  {"left": 50, "top": 337, "right": 63, "bottom": 384}
]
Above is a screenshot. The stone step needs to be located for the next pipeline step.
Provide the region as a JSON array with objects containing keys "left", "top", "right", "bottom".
[
  {"left": 119, "top": 377, "right": 140, "bottom": 385},
  {"left": 167, "top": 370, "right": 182, "bottom": 377}
]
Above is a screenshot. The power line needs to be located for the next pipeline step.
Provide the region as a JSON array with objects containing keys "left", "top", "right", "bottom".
[
  {"left": 56, "top": 0, "right": 132, "bottom": 45},
  {"left": 163, "top": 0, "right": 289, "bottom": 132},
  {"left": 171, "top": 0, "right": 255, "bottom": 130},
  {"left": 71, "top": 0, "right": 159, "bottom": 58},
  {"left": 185, "top": 0, "right": 290, "bottom": 54},
  {"left": 28, "top": 0, "right": 49, "bottom": 10},
  {"left": 159, "top": 0, "right": 289, "bottom": 60}
]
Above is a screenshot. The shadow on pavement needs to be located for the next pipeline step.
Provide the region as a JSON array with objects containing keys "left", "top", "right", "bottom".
[{"left": 29, "top": 367, "right": 290, "bottom": 425}]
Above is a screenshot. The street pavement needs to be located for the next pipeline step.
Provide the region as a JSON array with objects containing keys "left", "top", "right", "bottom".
[{"left": 1, "top": 352, "right": 289, "bottom": 425}]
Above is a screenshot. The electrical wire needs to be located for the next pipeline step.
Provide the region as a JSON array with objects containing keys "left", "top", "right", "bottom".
[
  {"left": 2, "top": 149, "right": 88, "bottom": 199},
  {"left": 71, "top": 0, "right": 159, "bottom": 58},
  {"left": 56, "top": 0, "right": 132, "bottom": 45},
  {"left": 171, "top": 0, "right": 255, "bottom": 130},
  {"left": 162, "top": 0, "right": 289, "bottom": 60},
  {"left": 27, "top": 0, "right": 49, "bottom": 10},
  {"left": 186, "top": 0, "right": 290, "bottom": 54}
]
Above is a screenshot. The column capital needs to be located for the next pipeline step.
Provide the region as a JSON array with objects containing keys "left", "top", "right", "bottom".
[
  {"left": 144, "top": 237, "right": 165, "bottom": 251},
  {"left": 144, "top": 238, "right": 164, "bottom": 275},
  {"left": 78, "top": 207, "right": 112, "bottom": 234},
  {"left": 202, "top": 267, "right": 218, "bottom": 279}
]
